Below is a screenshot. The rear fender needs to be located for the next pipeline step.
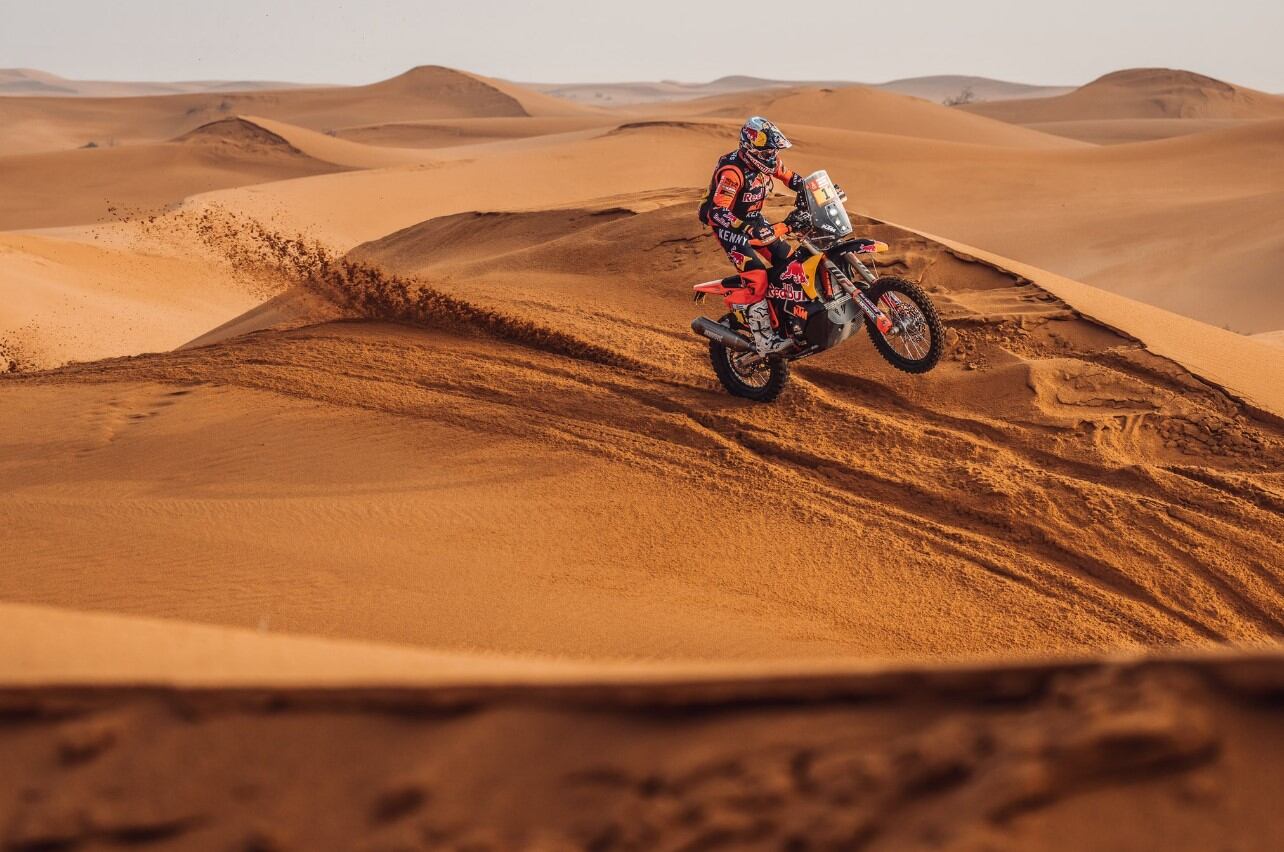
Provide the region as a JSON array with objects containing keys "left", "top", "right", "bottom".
[
  {"left": 693, "top": 280, "right": 734, "bottom": 295},
  {"left": 693, "top": 278, "right": 739, "bottom": 305}
]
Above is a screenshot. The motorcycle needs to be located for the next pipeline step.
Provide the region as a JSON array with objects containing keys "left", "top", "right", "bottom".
[{"left": 690, "top": 170, "right": 943, "bottom": 402}]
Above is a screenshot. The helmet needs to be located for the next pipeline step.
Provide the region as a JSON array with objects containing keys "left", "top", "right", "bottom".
[{"left": 738, "top": 116, "right": 791, "bottom": 174}]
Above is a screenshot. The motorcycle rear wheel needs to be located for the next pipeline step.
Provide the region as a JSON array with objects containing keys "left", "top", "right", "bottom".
[{"left": 709, "top": 313, "right": 790, "bottom": 402}]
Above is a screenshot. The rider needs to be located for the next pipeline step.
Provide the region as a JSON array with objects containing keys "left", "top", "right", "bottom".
[{"left": 699, "top": 116, "right": 806, "bottom": 355}]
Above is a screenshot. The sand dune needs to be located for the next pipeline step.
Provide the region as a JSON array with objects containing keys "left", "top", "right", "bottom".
[
  {"left": 0, "top": 65, "right": 589, "bottom": 156},
  {"left": 786, "top": 119, "right": 1284, "bottom": 333},
  {"left": 174, "top": 113, "right": 1282, "bottom": 333},
  {"left": 175, "top": 121, "right": 719, "bottom": 246},
  {"left": 530, "top": 74, "right": 859, "bottom": 106},
  {"left": 532, "top": 74, "right": 1072, "bottom": 107},
  {"left": 0, "top": 117, "right": 347, "bottom": 231},
  {"left": 914, "top": 227, "right": 1284, "bottom": 420},
  {"left": 966, "top": 68, "right": 1284, "bottom": 124},
  {"left": 1023, "top": 117, "right": 1255, "bottom": 144},
  {"left": 232, "top": 115, "right": 443, "bottom": 168},
  {"left": 0, "top": 228, "right": 278, "bottom": 369},
  {"left": 0, "top": 67, "right": 320, "bottom": 97},
  {"left": 879, "top": 74, "right": 1074, "bottom": 103},
  {"left": 4, "top": 203, "right": 1280, "bottom": 661},
  {"left": 332, "top": 114, "right": 615, "bottom": 148},
  {"left": 8, "top": 100, "right": 1271, "bottom": 368}
]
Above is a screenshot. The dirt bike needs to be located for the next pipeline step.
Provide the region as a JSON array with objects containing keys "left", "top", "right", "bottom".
[{"left": 690, "top": 170, "right": 943, "bottom": 402}]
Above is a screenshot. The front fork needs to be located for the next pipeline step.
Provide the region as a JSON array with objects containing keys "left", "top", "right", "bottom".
[{"left": 831, "top": 254, "right": 892, "bottom": 334}]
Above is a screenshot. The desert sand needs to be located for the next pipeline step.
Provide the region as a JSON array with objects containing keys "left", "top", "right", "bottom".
[{"left": 2, "top": 63, "right": 1282, "bottom": 848}]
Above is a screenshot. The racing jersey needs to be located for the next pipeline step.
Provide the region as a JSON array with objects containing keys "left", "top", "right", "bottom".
[{"left": 703, "top": 150, "right": 806, "bottom": 243}]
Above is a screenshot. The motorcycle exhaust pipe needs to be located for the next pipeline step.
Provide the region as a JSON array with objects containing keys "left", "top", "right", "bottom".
[{"left": 691, "top": 316, "right": 754, "bottom": 353}]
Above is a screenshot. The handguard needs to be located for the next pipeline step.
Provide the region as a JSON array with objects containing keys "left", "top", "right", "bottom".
[{"left": 784, "top": 208, "right": 812, "bottom": 233}]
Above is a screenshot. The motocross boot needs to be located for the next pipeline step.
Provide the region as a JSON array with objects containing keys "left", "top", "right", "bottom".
[{"left": 745, "top": 299, "right": 791, "bottom": 356}]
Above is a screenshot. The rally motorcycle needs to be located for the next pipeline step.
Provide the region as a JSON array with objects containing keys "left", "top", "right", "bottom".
[{"left": 691, "top": 170, "right": 943, "bottom": 402}]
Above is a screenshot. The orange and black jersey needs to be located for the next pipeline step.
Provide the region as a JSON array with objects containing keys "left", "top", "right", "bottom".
[{"left": 703, "top": 150, "right": 805, "bottom": 236}]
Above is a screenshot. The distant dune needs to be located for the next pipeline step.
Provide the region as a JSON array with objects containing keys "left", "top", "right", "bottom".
[
  {"left": 966, "top": 68, "right": 1284, "bottom": 124},
  {"left": 0, "top": 117, "right": 346, "bottom": 230},
  {"left": 653, "top": 84, "right": 1084, "bottom": 148},
  {"left": 530, "top": 74, "right": 1072, "bottom": 106},
  {"left": 0, "top": 65, "right": 589, "bottom": 156},
  {"left": 877, "top": 74, "right": 1074, "bottom": 103},
  {"left": 527, "top": 74, "right": 843, "bottom": 106},
  {"left": 1022, "top": 117, "right": 1252, "bottom": 145},
  {"left": 0, "top": 67, "right": 321, "bottom": 97}
]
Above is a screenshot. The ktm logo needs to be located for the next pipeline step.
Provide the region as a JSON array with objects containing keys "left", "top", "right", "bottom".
[{"left": 792, "top": 305, "right": 808, "bottom": 319}]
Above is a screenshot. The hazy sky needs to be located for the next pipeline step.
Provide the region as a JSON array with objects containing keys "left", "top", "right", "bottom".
[{"left": 3, "top": 0, "right": 1282, "bottom": 90}]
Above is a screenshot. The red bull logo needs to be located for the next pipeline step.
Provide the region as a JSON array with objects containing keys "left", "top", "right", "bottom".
[{"left": 778, "top": 261, "right": 807, "bottom": 288}]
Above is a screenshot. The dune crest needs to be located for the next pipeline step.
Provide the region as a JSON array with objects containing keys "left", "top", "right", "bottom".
[{"left": 173, "top": 116, "right": 304, "bottom": 150}]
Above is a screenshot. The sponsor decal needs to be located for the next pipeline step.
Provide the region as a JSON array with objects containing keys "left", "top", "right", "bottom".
[
  {"left": 767, "top": 286, "right": 805, "bottom": 302},
  {"left": 778, "top": 262, "right": 807, "bottom": 288},
  {"left": 792, "top": 304, "right": 809, "bottom": 319},
  {"left": 717, "top": 227, "right": 748, "bottom": 246},
  {"left": 728, "top": 250, "right": 750, "bottom": 270}
]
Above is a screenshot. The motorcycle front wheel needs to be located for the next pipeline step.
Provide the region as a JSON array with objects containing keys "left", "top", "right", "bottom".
[
  {"left": 709, "top": 313, "right": 790, "bottom": 402},
  {"left": 863, "top": 277, "right": 944, "bottom": 374}
]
